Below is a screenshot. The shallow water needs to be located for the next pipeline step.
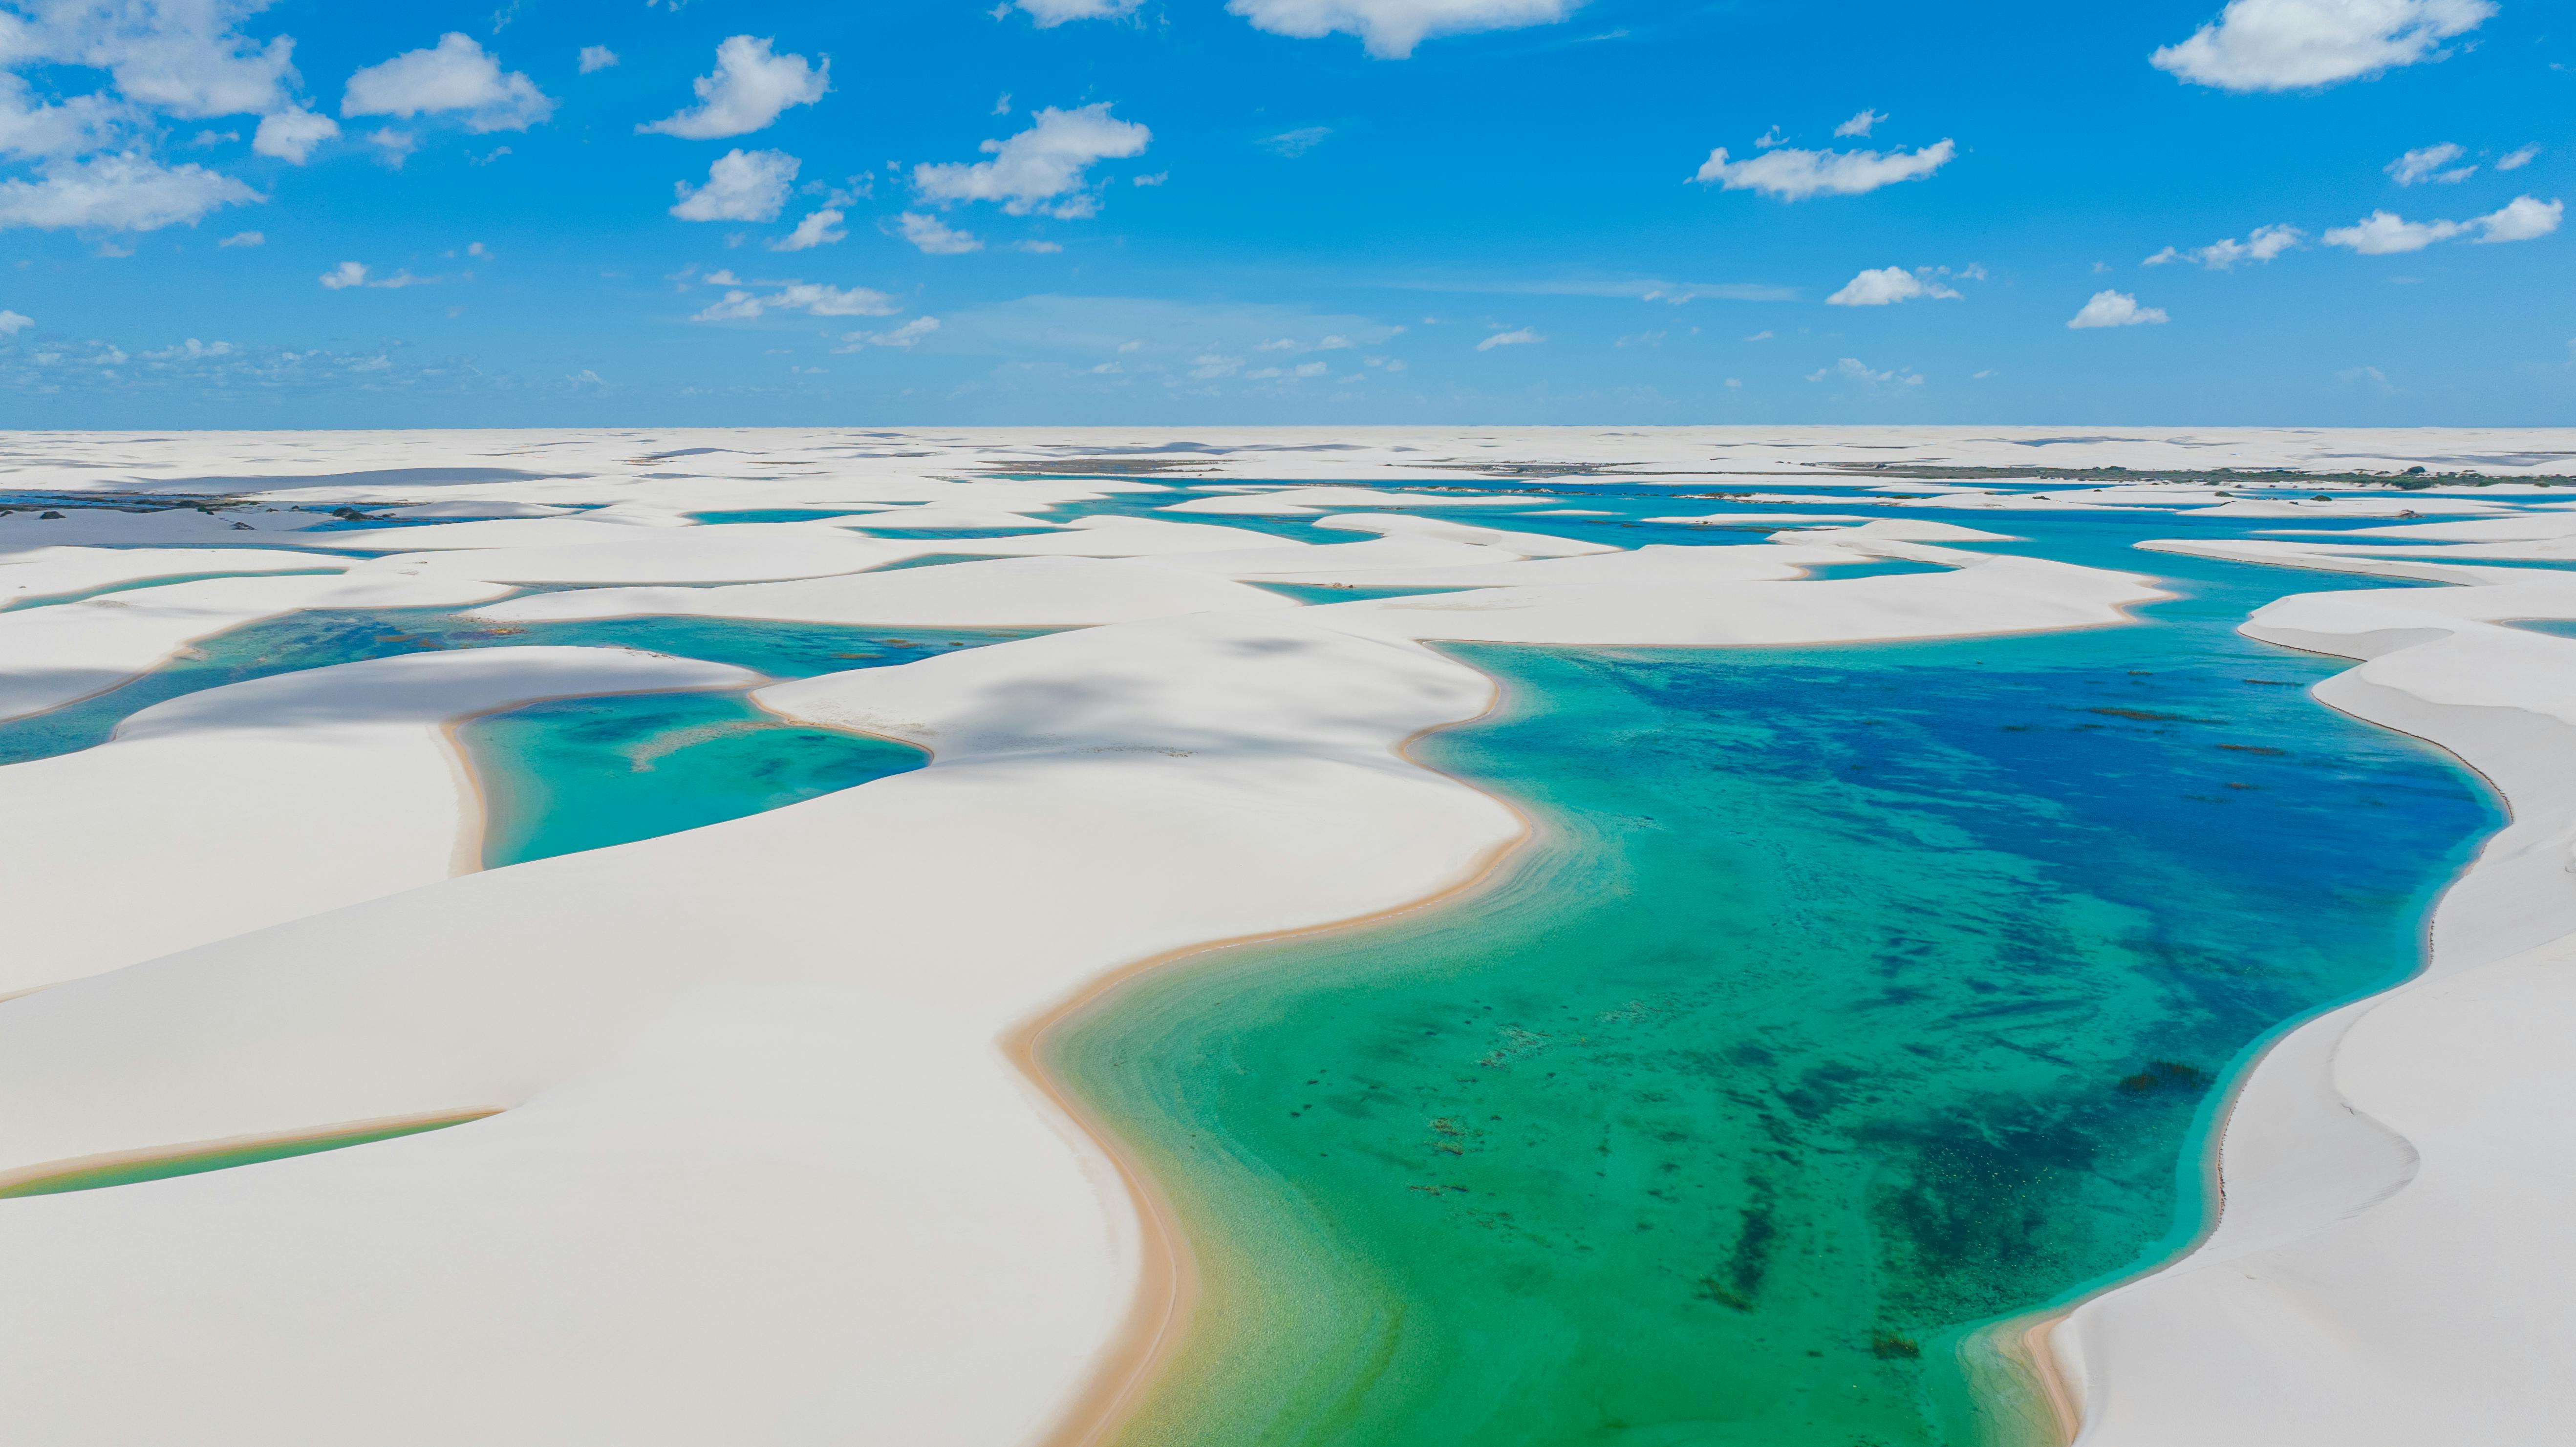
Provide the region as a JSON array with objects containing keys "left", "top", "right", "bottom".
[
  {"left": 461, "top": 689, "right": 924, "bottom": 868},
  {"left": 0, "top": 606, "right": 1041, "bottom": 767},
  {"left": 1052, "top": 532, "right": 2495, "bottom": 1447}
]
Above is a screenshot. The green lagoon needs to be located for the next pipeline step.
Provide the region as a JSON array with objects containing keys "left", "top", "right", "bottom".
[{"left": 1051, "top": 546, "right": 2494, "bottom": 1447}]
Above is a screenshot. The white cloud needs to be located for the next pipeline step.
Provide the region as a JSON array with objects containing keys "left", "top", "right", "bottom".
[
  {"left": 251, "top": 106, "right": 336, "bottom": 164},
  {"left": 834, "top": 316, "right": 941, "bottom": 349},
  {"left": 0, "top": 151, "right": 258, "bottom": 231},
  {"left": 2151, "top": 0, "right": 2495, "bottom": 92},
  {"left": 1245, "top": 359, "right": 1330, "bottom": 379},
  {"left": 318, "top": 260, "right": 434, "bottom": 289},
  {"left": 691, "top": 279, "right": 898, "bottom": 321},
  {"left": 771, "top": 206, "right": 845, "bottom": 251},
  {"left": 2387, "top": 142, "right": 2473, "bottom": 185},
  {"left": 1226, "top": 0, "right": 1579, "bottom": 58},
  {"left": 914, "top": 103, "right": 1149, "bottom": 218},
  {"left": 1805, "top": 356, "right": 1922, "bottom": 385},
  {"left": 217, "top": 228, "right": 259, "bottom": 245},
  {"left": 1257, "top": 337, "right": 1299, "bottom": 350},
  {"left": 639, "top": 36, "right": 827, "bottom": 140},
  {"left": 2472, "top": 195, "right": 2563, "bottom": 244},
  {"left": 1260, "top": 125, "right": 1332, "bottom": 157},
  {"left": 2497, "top": 145, "right": 2539, "bottom": 171},
  {"left": 2068, "top": 290, "right": 2169, "bottom": 328},
  {"left": 1744, "top": 330, "right": 1774, "bottom": 341},
  {"left": 342, "top": 33, "right": 554, "bottom": 132},
  {"left": 671, "top": 148, "right": 798, "bottom": 221},
  {"left": 1014, "top": 238, "right": 1062, "bottom": 253},
  {"left": 2323, "top": 210, "right": 2464, "bottom": 253},
  {"left": 1318, "top": 334, "right": 1352, "bottom": 348},
  {"left": 1752, "top": 125, "right": 1787, "bottom": 149},
  {"left": 1476, "top": 327, "right": 1540, "bottom": 350},
  {"left": 365, "top": 127, "right": 414, "bottom": 167},
  {"left": 897, "top": 210, "right": 982, "bottom": 254},
  {"left": 578, "top": 45, "right": 619, "bottom": 74},
  {"left": 2, "top": 0, "right": 296, "bottom": 120},
  {"left": 140, "top": 336, "right": 231, "bottom": 359},
  {"left": 0, "top": 309, "right": 29, "bottom": 334},
  {"left": 1191, "top": 353, "right": 1242, "bottom": 379},
  {"left": 1015, "top": 0, "right": 1145, "bottom": 24},
  {"left": 1825, "top": 266, "right": 1961, "bottom": 305},
  {"left": 1692, "top": 139, "right": 1954, "bottom": 200},
  {"left": 1833, "top": 109, "right": 1885, "bottom": 138},
  {"left": 2323, "top": 197, "right": 2560, "bottom": 252},
  {"left": 0, "top": 77, "right": 127, "bottom": 160},
  {"left": 1132, "top": 170, "right": 1167, "bottom": 186},
  {"left": 2143, "top": 222, "right": 2303, "bottom": 268}
]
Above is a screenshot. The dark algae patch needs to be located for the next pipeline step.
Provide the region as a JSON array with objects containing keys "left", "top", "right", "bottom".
[{"left": 1052, "top": 544, "right": 2492, "bottom": 1447}]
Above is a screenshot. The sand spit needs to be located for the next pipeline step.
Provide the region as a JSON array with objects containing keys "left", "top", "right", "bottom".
[
  {"left": 0, "top": 646, "right": 760, "bottom": 995},
  {"left": 0, "top": 567, "right": 516, "bottom": 721},
  {"left": 2056, "top": 553, "right": 2576, "bottom": 1445}
]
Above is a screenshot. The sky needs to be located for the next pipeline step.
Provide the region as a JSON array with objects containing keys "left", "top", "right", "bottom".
[{"left": 0, "top": 0, "right": 2567, "bottom": 428}]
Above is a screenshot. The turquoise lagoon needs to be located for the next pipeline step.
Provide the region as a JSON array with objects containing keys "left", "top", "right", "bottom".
[{"left": 1050, "top": 532, "right": 2496, "bottom": 1447}]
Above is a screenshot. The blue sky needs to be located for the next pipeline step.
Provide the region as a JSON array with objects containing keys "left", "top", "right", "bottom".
[{"left": 0, "top": 0, "right": 2566, "bottom": 427}]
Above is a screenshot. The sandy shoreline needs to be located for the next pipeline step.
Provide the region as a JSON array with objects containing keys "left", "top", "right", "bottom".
[{"left": 1005, "top": 682, "right": 1542, "bottom": 1447}]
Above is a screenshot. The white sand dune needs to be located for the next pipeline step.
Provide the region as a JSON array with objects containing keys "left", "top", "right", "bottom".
[
  {"left": 2058, "top": 565, "right": 2576, "bottom": 1447},
  {"left": 0, "top": 646, "right": 759, "bottom": 995},
  {"left": 1160, "top": 486, "right": 1533, "bottom": 514},
  {"left": 1309, "top": 511, "right": 1618, "bottom": 557},
  {"left": 470, "top": 555, "right": 1298, "bottom": 627},
  {"left": 1, "top": 545, "right": 350, "bottom": 606},
  {"left": 368, "top": 527, "right": 928, "bottom": 586},
  {"left": 0, "top": 609, "right": 1521, "bottom": 1447},
  {"left": 1316, "top": 552, "right": 2162, "bottom": 646},
  {"left": 1250, "top": 540, "right": 1849, "bottom": 589},
  {"left": 0, "top": 568, "right": 514, "bottom": 722}
]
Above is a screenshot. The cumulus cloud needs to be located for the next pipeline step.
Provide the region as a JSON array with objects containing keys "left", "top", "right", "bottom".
[
  {"left": 770, "top": 206, "right": 845, "bottom": 251},
  {"left": 342, "top": 33, "right": 554, "bottom": 132},
  {"left": 639, "top": 36, "right": 827, "bottom": 140},
  {"left": 2151, "top": 0, "right": 2495, "bottom": 92},
  {"left": 0, "top": 151, "right": 258, "bottom": 231},
  {"left": 578, "top": 45, "right": 619, "bottom": 74},
  {"left": 140, "top": 336, "right": 231, "bottom": 359},
  {"left": 1227, "top": 0, "right": 1581, "bottom": 59},
  {"left": 834, "top": 316, "right": 941, "bottom": 349},
  {"left": 2323, "top": 196, "right": 2561, "bottom": 253},
  {"left": 0, "top": 76, "right": 128, "bottom": 160},
  {"left": 2497, "top": 145, "right": 2539, "bottom": 172},
  {"left": 1692, "top": 138, "right": 1954, "bottom": 200},
  {"left": 914, "top": 103, "right": 1148, "bottom": 218},
  {"left": 897, "top": 210, "right": 982, "bottom": 254},
  {"left": 2, "top": 0, "right": 297, "bottom": 119},
  {"left": 365, "top": 127, "right": 414, "bottom": 167},
  {"left": 1833, "top": 109, "right": 1886, "bottom": 138},
  {"left": 2471, "top": 195, "right": 2563, "bottom": 244},
  {"left": 2143, "top": 222, "right": 2303, "bottom": 268},
  {"left": 1805, "top": 356, "right": 1922, "bottom": 385},
  {"left": 670, "top": 148, "right": 798, "bottom": 221},
  {"left": 251, "top": 105, "right": 336, "bottom": 164},
  {"left": 1825, "top": 266, "right": 1961, "bottom": 305},
  {"left": 2387, "top": 142, "right": 2473, "bottom": 185},
  {"left": 0, "top": 309, "right": 30, "bottom": 333},
  {"left": 2067, "top": 290, "right": 2168, "bottom": 328},
  {"left": 691, "top": 279, "right": 898, "bottom": 321},
  {"left": 217, "top": 228, "right": 259, "bottom": 244},
  {"left": 1476, "top": 327, "right": 1540, "bottom": 349},
  {"left": 1014, "top": 0, "right": 1146, "bottom": 24},
  {"left": 318, "top": 261, "right": 433, "bottom": 289},
  {"left": 1016, "top": 238, "right": 1062, "bottom": 253}
]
